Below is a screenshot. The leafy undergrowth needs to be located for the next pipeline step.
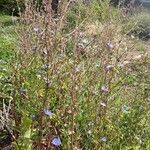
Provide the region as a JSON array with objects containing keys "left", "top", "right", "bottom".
[{"left": 0, "top": 1, "right": 150, "bottom": 150}]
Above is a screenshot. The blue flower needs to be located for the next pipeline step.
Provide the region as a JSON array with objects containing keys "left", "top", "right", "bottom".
[
  {"left": 107, "top": 42, "right": 114, "bottom": 49},
  {"left": 44, "top": 109, "right": 53, "bottom": 116},
  {"left": 52, "top": 137, "right": 61, "bottom": 146}
]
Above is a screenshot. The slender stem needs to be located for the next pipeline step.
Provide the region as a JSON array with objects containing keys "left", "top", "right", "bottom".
[{"left": 38, "top": 1, "right": 51, "bottom": 148}]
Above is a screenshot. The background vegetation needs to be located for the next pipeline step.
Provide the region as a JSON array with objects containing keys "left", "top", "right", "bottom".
[{"left": 0, "top": 0, "right": 150, "bottom": 149}]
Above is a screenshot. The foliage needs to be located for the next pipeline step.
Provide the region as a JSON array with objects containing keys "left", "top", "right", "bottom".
[{"left": 0, "top": 0, "right": 150, "bottom": 149}]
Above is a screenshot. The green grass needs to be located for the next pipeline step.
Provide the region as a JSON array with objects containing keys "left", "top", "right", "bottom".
[{"left": 0, "top": 14, "right": 17, "bottom": 60}]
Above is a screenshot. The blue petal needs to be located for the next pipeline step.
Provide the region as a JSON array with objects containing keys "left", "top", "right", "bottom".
[
  {"left": 52, "top": 137, "right": 61, "bottom": 146},
  {"left": 101, "top": 85, "right": 109, "bottom": 92},
  {"left": 44, "top": 109, "right": 53, "bottom": 116}
]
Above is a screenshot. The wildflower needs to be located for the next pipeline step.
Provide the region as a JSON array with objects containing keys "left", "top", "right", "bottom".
[
  {"left": 107, "top": 42, "right": 114, "bottom": 49},
  {"left": 106, "top": 64, "right": 113, "bottom": 71},
  {"left": 146, "top": 97, "right": 150, "bottom": 102},
  {"left": 44, "top": 109, "right": 53, "bottom": 116},
  {"left": 51, "top": 137, "right": 61, "bottom": 146},
  {"left": 101, "top": 136, "right": 107, "bottom": 142},
  {"left": 79, "top": 32, "right": 84, "bottom": 37},
  {"left": 33, "top": 27, "right": 39, "bottom": 32},
  {"left": 87, "top": 130, "right": 92, "bottom": 134},
  {"left": 101, "top": 85, "right": 109, "bottom": 93},
  {"left": 100, "top": 102, "right": 106, "bottom": 107}
]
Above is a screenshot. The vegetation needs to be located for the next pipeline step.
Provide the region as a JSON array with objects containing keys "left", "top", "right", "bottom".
[
  {"left": 0, "top": 0, "right": 150, "bottom": 149},
  {"left": 132, "top": 11, "right": 150, "bottom": 40},
  {"left": 0, "top": 14, "right": 17, "bottom": 60},
  {"left": 0, "top": 0, "right": 20, "bottom": 15}
]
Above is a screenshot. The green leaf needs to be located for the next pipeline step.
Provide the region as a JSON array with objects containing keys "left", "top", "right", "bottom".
[{"left": 24, "top": 129, "right": 31, "bottom": 139}]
